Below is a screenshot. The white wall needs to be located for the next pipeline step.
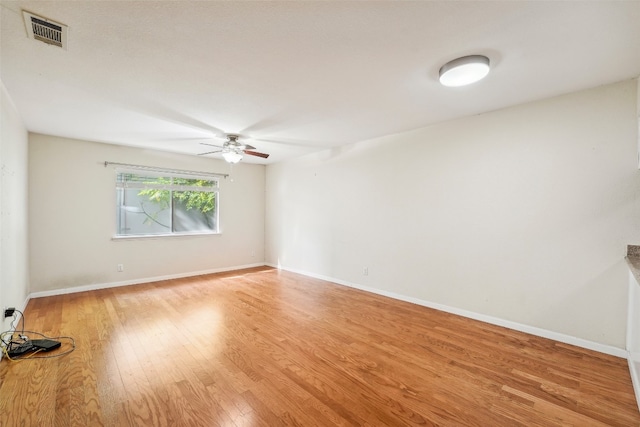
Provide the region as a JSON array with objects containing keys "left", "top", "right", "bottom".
[
  {"left": 0, "top": 81, "right": 29, "bottom": 329},
  {"left": 29, "top": 135, "right": 265, "bottom": 293},
  {"left": 627, "top": 271, "right": 640, "bottom": 407},
  {"left": 637, "top": 76, "right": 640, "bottom": 167},
  {"left": 266, "top": 80, "right": 640, "bottom": 349}
]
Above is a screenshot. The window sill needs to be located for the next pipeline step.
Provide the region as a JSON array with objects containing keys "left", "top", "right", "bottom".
[{"left": 112, "top": 232, "right": 220, "bottom": 241}]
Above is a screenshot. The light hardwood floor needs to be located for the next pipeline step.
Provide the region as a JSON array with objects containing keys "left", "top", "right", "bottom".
[{"left": 1, "top": 267, "right": 639, "bottom": 426}]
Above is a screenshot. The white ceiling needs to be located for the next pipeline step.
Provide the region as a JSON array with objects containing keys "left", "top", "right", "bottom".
[{"left": 1, "top": 1, "right": 640, "bottom": 164}]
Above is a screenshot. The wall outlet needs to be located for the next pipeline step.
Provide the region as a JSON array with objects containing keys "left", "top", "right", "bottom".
[
  {"left": 117, "top": 264, "right": 124, "bottom": 272},
  {"left": 363, "top": 267, "right": 369, "bottom": 276}
]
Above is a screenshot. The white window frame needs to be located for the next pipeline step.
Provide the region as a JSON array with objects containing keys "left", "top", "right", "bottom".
[{"left": 114, "top": 168, "right": 220, "bottom": 239}]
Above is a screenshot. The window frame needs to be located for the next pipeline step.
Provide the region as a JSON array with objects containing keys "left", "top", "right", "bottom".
[{"left": 113, "top": 168, "right": 220, "bottom": 239}]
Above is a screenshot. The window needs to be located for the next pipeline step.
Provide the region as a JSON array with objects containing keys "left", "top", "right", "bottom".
[{"left": 115, "top": 170, "right": 219, "bottom": 237}]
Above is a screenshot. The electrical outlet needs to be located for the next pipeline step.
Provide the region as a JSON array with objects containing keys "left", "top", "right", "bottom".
[
  {"left": 363, "top": 267, "right": 369, "bottom": 276},
  {"left": 117, "top": 264, "right": 124, "bottom": 272},
  {"left": 4, "top": 307, "right": 15, "bottom": 318}
]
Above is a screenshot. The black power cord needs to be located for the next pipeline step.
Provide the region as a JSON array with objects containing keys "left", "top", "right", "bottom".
[
  {"left": 1, "top": 311, "right": 75, "bottom": 361},
  {"left": 1, "top": 309, "right": 25, "bottom": 349}
]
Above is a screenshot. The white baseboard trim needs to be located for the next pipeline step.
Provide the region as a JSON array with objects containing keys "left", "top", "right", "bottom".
[
  {"left": 26, "top": 262, "right": 628, "bottom": 359},
  {"left": 268, "top": 263, "right": 628, "bottom": 359},
  {"left": 626, "top": 271, "right": 640, "bottom": 411},
  {"left": 629, "top": 356, "right": 640, "bottom": 412},
  {"left": 21, "top": 294, "right": 31, "bottom": 316},
  {"left": 29, "top": 263, "right": 266, "bottom": 299}
]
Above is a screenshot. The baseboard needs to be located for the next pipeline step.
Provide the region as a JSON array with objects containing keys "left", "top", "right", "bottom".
[
  {"left": 20, "top": 294, "right": 30, "bottom": 318},
  {"left": 29, "top": 263, "right": 266, "bottom": 299},
  {"left": 627, "top": 270, "right": 640, "bottom": 411},
  {"left": 629, "top": 356, "right": 640, "bottom": 411},
  {"left": 26, "top": 262, "right": 629, "bottom": 358},
  {"left": 268, "top": 263, "right": 628, "bottom": 359}
]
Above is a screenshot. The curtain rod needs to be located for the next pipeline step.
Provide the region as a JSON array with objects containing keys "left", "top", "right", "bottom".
[{"left": 104, "top": 161, "right": 229, "bottom": 179}]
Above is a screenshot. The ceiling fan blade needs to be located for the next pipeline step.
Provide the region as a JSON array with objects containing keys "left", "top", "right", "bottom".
[
  {"left": 244, "top": 150, "right": 270, "bottom": 159},
  {"left": 248, "top": 137, "right": 326, "bottom": 149},
  {"left": 200, "top": 142, "right": 225, "bottom": 149},
  {"left": 198, "top": 150, "right": 223, "bottom": 156},
  {"left": 243, "top": 144, "right": 256, "bottom": 150}
]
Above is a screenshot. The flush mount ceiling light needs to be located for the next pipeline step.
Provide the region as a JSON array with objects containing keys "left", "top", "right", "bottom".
[{"left": 439, "top": 55, "right": 490, "bottom": 87}]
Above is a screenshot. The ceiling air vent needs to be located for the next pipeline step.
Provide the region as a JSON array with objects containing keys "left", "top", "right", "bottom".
[{"left": 22, "top": 11, "right": 67, "bottom": 50}]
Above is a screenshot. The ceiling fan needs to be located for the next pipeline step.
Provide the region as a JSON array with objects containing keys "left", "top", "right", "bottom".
[{"left": 199, "top": 134, "right": 270, "bottom": 163}]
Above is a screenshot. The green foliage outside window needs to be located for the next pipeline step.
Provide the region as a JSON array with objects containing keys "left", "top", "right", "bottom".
[
  {"left": 136, "top": 178, "right": 216, "bottom": 228},
  {"left": 117, "top": 172, "right": 218, "bottom": 235},
  {"left": 137, "top": 178, "right": 215, "bottom": 213}
]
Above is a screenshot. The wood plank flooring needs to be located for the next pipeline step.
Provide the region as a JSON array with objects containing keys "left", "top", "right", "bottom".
[{"left": 1, "top": 267, "right": 639, "bottom": 426}]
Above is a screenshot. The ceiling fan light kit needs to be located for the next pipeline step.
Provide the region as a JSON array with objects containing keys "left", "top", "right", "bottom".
[
  {"left": 439, "top": 55, "right": 490, "bottom": 87},
  {"left": 198, "top": 134, "right": 270, "bottom": 163},
  {"left": 222, "top": 151, "right": 243, "bottom": 164}
]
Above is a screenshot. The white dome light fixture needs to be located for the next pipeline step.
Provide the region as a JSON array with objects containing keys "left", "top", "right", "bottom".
[
  {"left": 439, "top": 55, "right": 490, "bottom": 87},
  {"left": 222, "top": 150, "right": 243, "bottom": 164}
]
